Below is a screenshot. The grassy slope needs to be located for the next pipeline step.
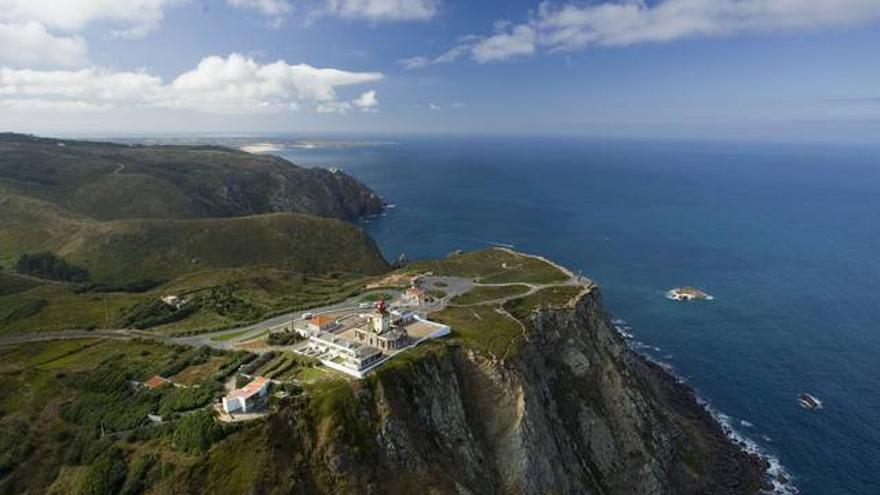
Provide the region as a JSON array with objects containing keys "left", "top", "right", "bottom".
[
  {"left": 0, "top": 133, "right": 382, "bottom": 221},
  {"left": 0, "top": 338, "right": 263, "bottom": 495},
  {"left": 0, "top": 192, "right": 387, "bottom": 280},
  {"left": 411, "top": 249, "right": 580, "bottom": 357},
  {"left": 0, "top": 192, "right": 382, "bottom": 334},
  {"left": 448, "top": 284, "right": 530, "bottom": 305},
  {"left": 0, "top": 268, "right": 369, "bottom": 335},
  {"left": 406, "top": 248, "right": 569, "bottom": 284}
]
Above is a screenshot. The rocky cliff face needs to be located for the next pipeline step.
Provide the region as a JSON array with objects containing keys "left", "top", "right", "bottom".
[{"left": 263, "top": 288, "right": 768, "bottom": 495}]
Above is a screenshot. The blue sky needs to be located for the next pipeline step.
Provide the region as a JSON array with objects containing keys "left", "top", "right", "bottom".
[{"left": 1, "top": 0, "right": 880, "bottom": 142}]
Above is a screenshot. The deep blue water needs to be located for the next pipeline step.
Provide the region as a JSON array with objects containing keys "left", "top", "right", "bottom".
[{"left": 278, "top": 137, "right": 880, "bottom": 495}]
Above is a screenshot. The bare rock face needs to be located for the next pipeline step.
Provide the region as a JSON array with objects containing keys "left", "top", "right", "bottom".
[{"left": 273, "top": 288, "right": 769, "bottom": 495}]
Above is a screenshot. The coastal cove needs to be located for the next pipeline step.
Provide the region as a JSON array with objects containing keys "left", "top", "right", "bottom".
[{"left": 274, "top": 136, "right": 880, "bottom": 495}]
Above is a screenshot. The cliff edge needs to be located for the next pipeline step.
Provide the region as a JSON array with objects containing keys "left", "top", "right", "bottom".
[{"left": 260, "top": 285, "right": 769, "bottom": 495}]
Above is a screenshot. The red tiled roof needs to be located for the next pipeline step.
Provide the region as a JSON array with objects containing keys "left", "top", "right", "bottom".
[
  {"left": 226, "top": 376, "right": 268, "bottom": 400},
  {"left": 144, "top": 375, "right": 169, "bottom": 390},
  {"left": 311, "top": 315, "right": 335, "bottom": 327}
]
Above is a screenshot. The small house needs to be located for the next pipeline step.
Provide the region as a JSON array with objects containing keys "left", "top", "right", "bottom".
[
  {"left": 222, "top": 376, "right": 269, "bottom": 414},
  {"left": 144, "top": 375, "right": 171, "bottom": 390},
  {"left": 307, "top": 315, "right": 338, "bottom": 334}
]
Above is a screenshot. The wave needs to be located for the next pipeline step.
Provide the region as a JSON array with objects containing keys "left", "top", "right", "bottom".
[{"left": 620, "top": 320, "right": 798, "bottom": 495}]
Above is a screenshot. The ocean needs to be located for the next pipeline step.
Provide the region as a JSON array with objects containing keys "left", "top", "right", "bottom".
[{"left": 276, "top": 136, "right": 880, "bottom": 495}]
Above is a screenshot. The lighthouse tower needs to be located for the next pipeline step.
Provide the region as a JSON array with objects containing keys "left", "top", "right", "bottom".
[{"left": 370, "top": 300, "right": 391, "bottom": 334}]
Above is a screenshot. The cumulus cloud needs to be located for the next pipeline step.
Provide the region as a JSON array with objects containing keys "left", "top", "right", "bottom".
[
  {"left": 0, "top": 22, "right": 88, "bottom": 68},
  {"left": 353, "top": 89, "right": 379, "bottom": 112},
  {"left": 0, "top": 0, "right": 184, "bottom": 67},
  {"left": 405, "top": 0, "right": 880, "bottom": 65},
  {"left": 0, "top": 0, "right": 182, "bottom": 38},
  {"left": 0, "top": 54, "right": 383, "bottom": 114}
]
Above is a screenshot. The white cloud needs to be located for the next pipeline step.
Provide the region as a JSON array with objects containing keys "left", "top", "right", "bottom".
[
  {"left": 226, "top": 0, "right": 291, "bottom": 27},
  {"left": 405, "top": 0, "right": 880, "bottom": 65},
  {"left": 226, "top": 0, "right": 291, "bottom": 16},
  {"left": 353, "top": 89, "right": 379, "bottom": 112},
  {"left": 428, "top": 102, "right": 440, "bottom": 110},
  {"left": 0, "top": 53, "right": 383, "bottom": 114},
  {"left": 398, "top": 43, "right": 468, "bottom": 69},
  {"left": 229, "top": 0, "right": 440, "bottom": 25},
  {"left": 326, "top": 0, "right": 439, "bottom": 22},
  {"left": 0, "top": 0, "right": 183, "bottom": 38},
  {"left": 0, "top": 0, "right": 184, "bottom": 67},
  {"left": 399, "top": 55, "right": 430, "bottom": 70},
  {"left": 533, "top": 0, "right": 880, "bottom": 51},
  {"left": 472, "top": 23, "right": 536, "bottom": 62},
  {"left": 0, "top": 22, "right": 88, "bottom": 68}
]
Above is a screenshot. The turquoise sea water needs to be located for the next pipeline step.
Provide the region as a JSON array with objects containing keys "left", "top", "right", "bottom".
[{"left": 278, "top": 137, "right": 880, "bottom": 495}]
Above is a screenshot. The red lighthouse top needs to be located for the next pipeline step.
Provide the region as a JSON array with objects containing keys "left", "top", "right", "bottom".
[{"left": 376, "top": 299, "right": 388, "bottom": 314}]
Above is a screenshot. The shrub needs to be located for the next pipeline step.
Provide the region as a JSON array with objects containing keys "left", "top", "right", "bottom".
[
  {"left": 267, "top": 331, "right": 303, "bottom": 346},
  {"left": 171, "top": 410, "right": 224, "bottom": 454},
  {"left": 15, "top": 252, "right": 89, "bottom": 282},
  {"left": 75, "top": 447, "right": 127, "bottom": 495}
]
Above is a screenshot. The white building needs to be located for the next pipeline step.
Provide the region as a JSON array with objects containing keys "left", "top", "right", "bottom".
[{"left": 222, "top": 376, "right": 269, "bottom": 414}]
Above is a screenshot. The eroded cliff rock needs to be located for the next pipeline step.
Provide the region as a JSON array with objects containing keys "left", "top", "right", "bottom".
[{"left": 267, "top": 287, "right": 768, "bottom": 495}]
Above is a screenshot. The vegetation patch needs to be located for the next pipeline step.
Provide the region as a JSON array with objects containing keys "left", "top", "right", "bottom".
[
  {"left": 503, "top": 286, "right": 583, "bottom": 321},
  {"left": 0, "top": 338, "right": 255, "bottom": 494},
  {"left": 450, "top": 284, "right": 530, "bottom": 305},
  {"left": 359, "top": 292, "right": 393, "bottom": 303},
  {"left": 0, "top": 271, "right": 42, "bottom": 296},
  {"left": 407, "top": 248, "right": 568, "bottom": 285},
  {"left": 15, "top": 252, "right": 89, "bottom": 283},
  {"left": 432, "top": 305, "right": 521, "bottom": 358}
]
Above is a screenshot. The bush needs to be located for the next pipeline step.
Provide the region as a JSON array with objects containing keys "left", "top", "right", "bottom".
[
  {"left": 75, "top": 447, "right": 127, "bottom": 495},
  {"left": 76, "top": 279, "right": 165, "bottom": 294},
  {"left": 171, "top": 410, "right": 224, "bottom": 454},
  {"left": 0, "top": 419, "right": 32, "bottom": 476},
  {"left": 119, "top": 454, "right": 156, "bottom": 495},
  {"left": 123, "top": 300, "right": 199, "bottom": 329},
  {"left": 197, "top": 286, "right": 261, "bottom": 320},
  {"left": 240, "top": 352, "right": 275, "bottom": 376},
  {"left": 15, "top": 252, "right": 89, "bottom": 282},
  {"left": 157, "top": 386, "right": 218, "bottom": 417},
  {"left": 266, "top": 331, "right": 303, "bottom": 346},
  {"left": 213, "top": 353, "right": 256, "bottom": 382}
]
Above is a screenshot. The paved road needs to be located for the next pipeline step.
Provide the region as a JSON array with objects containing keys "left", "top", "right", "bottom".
[{"left": 171, "top": 288, "right": 403, "bottom": 350}]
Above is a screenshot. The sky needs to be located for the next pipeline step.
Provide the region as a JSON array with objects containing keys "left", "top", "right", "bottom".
[{"left": 2, "top": 0, "right": 880, "bottom": 142}]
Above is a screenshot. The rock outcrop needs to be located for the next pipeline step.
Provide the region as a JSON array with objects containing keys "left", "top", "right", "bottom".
[{"left": 265, "top": 288, "right": 769, "bottom": 495}]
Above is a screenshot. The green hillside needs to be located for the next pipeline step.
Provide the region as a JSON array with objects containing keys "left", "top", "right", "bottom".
[
  {"left": 0, "top": 133, "right": 383, "bottom": 221},
  {"left": 0, "top": 134, "right": 391, "bottom": 334},
  {"left": 0, "top": 192, "right": 387, "bottom": 281}
]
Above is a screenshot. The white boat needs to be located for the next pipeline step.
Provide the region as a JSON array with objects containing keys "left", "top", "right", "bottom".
[{"left": 799, "top": 393, "right": 822, "bottom": 410}]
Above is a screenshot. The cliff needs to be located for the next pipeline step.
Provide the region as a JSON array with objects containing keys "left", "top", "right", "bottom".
[{"left": 249, "top": 287, "right": 769, "bottom": 495}]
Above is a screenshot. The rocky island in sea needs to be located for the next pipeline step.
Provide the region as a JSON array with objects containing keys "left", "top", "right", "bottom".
[{"left": 667, "top": 286, "right": 714, "bottom": 301}]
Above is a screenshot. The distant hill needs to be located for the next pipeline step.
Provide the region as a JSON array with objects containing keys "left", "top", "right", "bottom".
[
  {"left": 0, "top": 133, "right": 383, "bottom": 221},
  {"left": 0, "top": 190, "right": 388, "bottom": 281},
  {"left": 0, "top": 133, "right": 389, "bottom": 333}
]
